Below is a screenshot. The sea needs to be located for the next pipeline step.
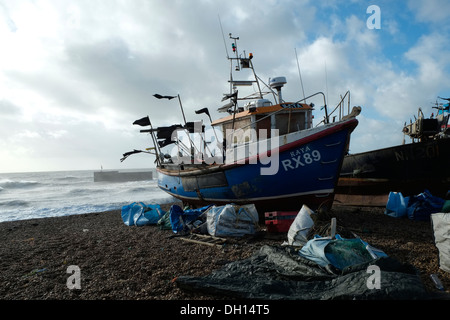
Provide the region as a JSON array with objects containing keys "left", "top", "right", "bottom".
[{"left": 0, "top": 169, "right": 176, "bottom": 223}]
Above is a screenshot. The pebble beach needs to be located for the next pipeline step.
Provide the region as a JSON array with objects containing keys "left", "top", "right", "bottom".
[{"left": 1, "top": 203, "right": 450, "bottom": 303}]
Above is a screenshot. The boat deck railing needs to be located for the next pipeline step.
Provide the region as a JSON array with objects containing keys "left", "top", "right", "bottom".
[
  {"left": 229, "top": 91, "right": 328, "bottom": 135},
  {"left": 315, "top": 90, "right": 351, "bottom": 126}
]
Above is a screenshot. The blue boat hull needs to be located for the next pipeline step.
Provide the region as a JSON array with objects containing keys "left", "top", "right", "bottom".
[{"left": 157, "top": 119, "right": 358, "bottom": 212}]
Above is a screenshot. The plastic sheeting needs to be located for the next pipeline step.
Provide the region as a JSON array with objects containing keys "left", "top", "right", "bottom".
[
  {"left": 299, "top": 235, "right": 388, "bottom": 271},
  {"left": 121, "top": 202, "right": 164, "bottom": 226},
  {"left": 206, "top": 204, "right": 259, "bottom": 237},
  {"left": 169, "top": 204, "right": 212, "bottom": 234},
  {"left": 443, "top": 200, "right": 450, "bottom": 213},
  {"left": 156, "top": 211, "right": 172, "bottom": 230},
  {"left": 385, "top": 190, "right": 445, "bottom": 221},
  {"left": 176, "top": 245, "right": 430, "bottom": 300},
  {"left": 385, "top": 192, "right": 409, "bottom": 218},
  {"left": 407, "top": 190, "right": 445, "bottom": 221}
]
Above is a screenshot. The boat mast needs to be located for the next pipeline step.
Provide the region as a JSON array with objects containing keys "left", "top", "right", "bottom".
[{"left": 227, "top": 34, "right": 263, "bottom": 105}]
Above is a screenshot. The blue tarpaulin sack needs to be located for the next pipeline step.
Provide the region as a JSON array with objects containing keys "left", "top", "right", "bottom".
[
  {"left": 385, "top": 192, "right": 409, "bottom": 218},
  {"left": 407, "top": 190, "right": 445, "bottom": 221},
  {"left": 121, "top": 202, "right": 164, "bottom": 226},
  {"left": 169, "top": 204, "right": 212, "bottom": 233}
]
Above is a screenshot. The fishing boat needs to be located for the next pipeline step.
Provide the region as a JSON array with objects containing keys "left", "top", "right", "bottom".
[
  {"left": 122, "top": 34, "right": 359, "bottom": 214},
  {"left": 335, "top": 99, "right": 450, "bottom": 206}
]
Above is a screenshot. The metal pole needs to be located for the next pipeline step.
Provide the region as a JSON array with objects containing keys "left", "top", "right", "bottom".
[
  {"left": 178, "top": 94, "right": 187, "bottom": 125},
  {"left": 147, "top": 118, "right": 161, "bottom": 166}
]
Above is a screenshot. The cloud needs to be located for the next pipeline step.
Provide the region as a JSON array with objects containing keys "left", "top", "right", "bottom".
[
  {"left": 370, "top": 32, "right": 450, "bottom": 122},
  {"left": 0, "top": 99, "right": 21, "bottom": 116},
  {"left": 0, "top": 2, "right": 17, "bottom": 32},
  {"left": 1, "top": 0, "right": 450, "bottom": 172},
  {"left": 288, "top": 6, "right": 450, "bottom": 153},
  {"left": 408, "top": 0, "right": 450, "bottom": 25}
]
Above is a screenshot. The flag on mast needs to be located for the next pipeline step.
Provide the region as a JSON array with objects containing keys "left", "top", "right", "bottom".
[
  {"left": 133, "top": 116, "right": 150, "bottom": 126},
  {"left": 153, "top": 94, "right": 177, "bottom": 100}
]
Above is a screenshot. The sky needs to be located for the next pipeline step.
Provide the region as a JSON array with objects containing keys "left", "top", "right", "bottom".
[{"left": 1, "top": 0, "right": 450, "bottom": 173}]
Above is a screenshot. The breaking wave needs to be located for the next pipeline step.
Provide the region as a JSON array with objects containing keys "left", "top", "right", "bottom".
[
  {"left": 0, "top": 170, "right": 175, "bottom": 223},
  {"left": 0, "top": 179, "right": 40, "bottom": 189},
  {"left": 56, "top": 176, "right": 80, "bottom": 181},
  {"left": 0, "top": 199, "right": 30, "bottom": 208},
  {"left": 67, "top": 188, "right": 106, "bottom": 196}
]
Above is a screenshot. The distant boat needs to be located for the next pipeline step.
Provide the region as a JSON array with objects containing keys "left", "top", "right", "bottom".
[
  {"left": 122, "top": 34, "right": 359, "bottom": 214},
  {"left": 335, "top": 101, "right": 450, "bottom": 206}
]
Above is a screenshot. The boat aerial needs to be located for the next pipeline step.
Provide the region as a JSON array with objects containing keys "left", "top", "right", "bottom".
[
  {"left": 336, "top": 98, "right": 450, "bottom": 206},
  {"left": 122, "top": 34, "right": 359, "bottom": 214}
]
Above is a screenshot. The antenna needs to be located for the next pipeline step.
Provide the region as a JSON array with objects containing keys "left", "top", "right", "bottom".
[
  {"left": 229, "top": 33, "right": 240, "bottom": 71},
  {"left": 218, "top": 15, "right": 229, "bottom": 59},
  {"left": 295, "top": 48, "right": 306, "bottom": 103},
  {"left": 324, "top": 60, "right": 329, "bottom": 108}
]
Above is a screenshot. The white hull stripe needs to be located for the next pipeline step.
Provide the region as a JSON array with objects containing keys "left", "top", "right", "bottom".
[{"left": 160, "top": 188, "right": 334, "bottom": 202}]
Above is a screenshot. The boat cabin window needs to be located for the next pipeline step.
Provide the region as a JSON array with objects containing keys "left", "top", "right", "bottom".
[
  {"left": 275, "top": 111, "right": 307, "bottom": 135},
  {"left": 213, "top": 105, "right": 312, "bottom": 147},
  {"left": 254, "top": 115, "right": 271, "bottom": 139},
  {"left": 221, "top": 117, "right": 253, "bottom": 145},
  {"left": 221, "top": 117, "right": 251, "bottom": 134}
]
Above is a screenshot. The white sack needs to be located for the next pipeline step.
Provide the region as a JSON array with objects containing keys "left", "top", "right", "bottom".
[
  {"left": 431, "top": 212, "right": 450, "bottom": 273},
  {"left": 287, "top": 205, "right": 314, "bottom": 246}
]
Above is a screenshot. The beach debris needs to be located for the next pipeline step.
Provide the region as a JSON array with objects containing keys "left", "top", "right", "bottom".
[
  {"left": 298, "top": 234, "right": 388, "bottom": 272},
  {"left": 168, "top": 204, "right": 211, "bottom": 234},
  {"left": 160, "top": 203, "right": 260, "bottom": 248},
  {"left": 443, "top": 199, "right": 450, "bottom": 213},
  {"left": 175, "top": 245, "right": 429, "bottom": 300},
  {"left": 12, "top": 237, "right": 35, "bottom": 243},
  {"left": 157, "top": 211, "right": 172, "bottom": 230},
  {"left": 206, "top": 204, "right": 259, "bottom": 237},
  {"left": 430, "top": 274, "right": 445, "bottom": 291},
  {"left": 277, "top": 207, "right": 389, "bottom": 272},
  {"left": 265, "top": 211, "right": 298, "bottom": 233},
  {"left": 23, "top": 268, "right": 47, "bottom": 278},
  {"left": 285, "top": 205, "right": 315, "bottom": 246},
  {"left": 160, "top": 203, "right": 259, "bottom": 238},
  {"left": 121, "top": 202, "right": 164, "bottom": 226},
  {"left": 385, "top": 189, "right": 445, "bottom": 221},
  {"left": 176, "top": 233, "right": 227, "bottom": 248}
]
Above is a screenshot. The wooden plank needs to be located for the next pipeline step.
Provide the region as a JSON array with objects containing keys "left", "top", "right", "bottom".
[
  {"left": 178, "top": 237, "right": 218, "bottom": 247},
  {"left": 176, "top": 234, "right": 227, "bottom": 248}
]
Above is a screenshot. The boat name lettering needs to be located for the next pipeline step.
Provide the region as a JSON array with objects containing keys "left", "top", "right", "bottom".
[
  {"left": 282, "top": 149, "right": 321, "bottom": 171},
  {"left": 281, "top": 103, "right": 304, "bottom": 109},
  {"left": 394, "top": 144, "right": 439, "bottom": 162},
  {"left": 290, "top": 146, "right": 311, "bottom": 158}
]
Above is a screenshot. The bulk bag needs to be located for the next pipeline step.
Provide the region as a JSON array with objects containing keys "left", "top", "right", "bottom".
[
  {"left": 207, "top": 204, "right": 259, "bottom": 237},
  {"left": 431, "top": 212, "right": 450, "bottom": 273}
]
